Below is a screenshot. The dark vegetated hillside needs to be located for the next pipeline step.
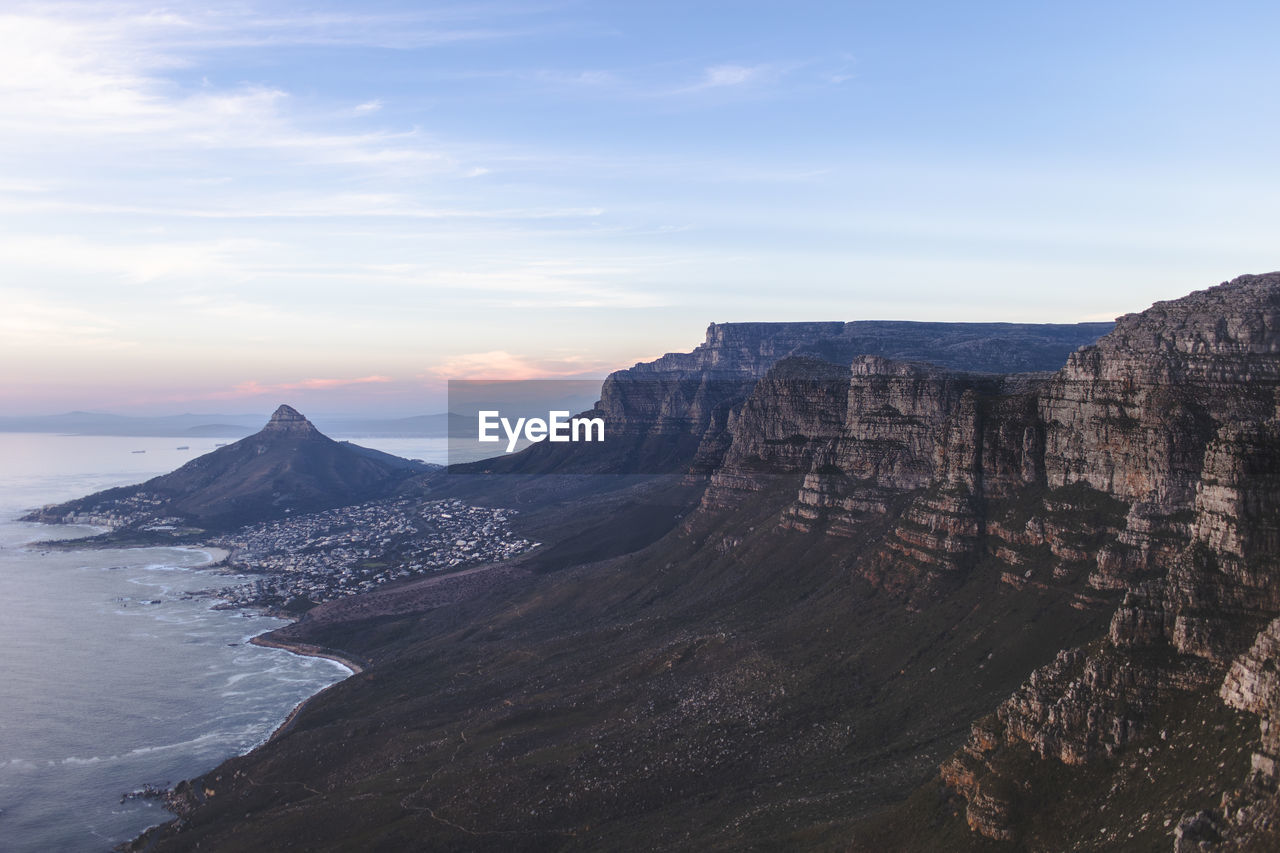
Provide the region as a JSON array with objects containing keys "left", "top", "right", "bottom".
[{"left": 131, "top": 469, "right": 1112, "bottom": 852}]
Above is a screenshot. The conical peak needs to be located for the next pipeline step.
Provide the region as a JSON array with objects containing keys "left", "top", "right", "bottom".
[
  {"left": 262, "top": 404, "right": 321, "bottom": 436},
  {"left": 270, "top": 404, "right": 306, "bottom": 422}
]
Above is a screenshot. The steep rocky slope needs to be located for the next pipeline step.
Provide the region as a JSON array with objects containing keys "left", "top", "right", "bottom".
[{"left": 828, "top": 274, "right": 1280, "bottom": 848}]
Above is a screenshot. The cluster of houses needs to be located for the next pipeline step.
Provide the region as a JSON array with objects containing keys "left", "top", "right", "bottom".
[
  {"left": 42, "top": 491, "right": 183, "bottom": 529},
  {"left": 210, "top": 498, "right": 537, "bottom": 608}
]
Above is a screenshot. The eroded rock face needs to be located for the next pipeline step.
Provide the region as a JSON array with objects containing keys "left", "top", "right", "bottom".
[
  {"left": 681, "top": 274, "right": 1280, "bottom": 843},
  {"left": 260, "top": 403, "right": 323, "bottom": 438},
  {"left": 1041, "top": 275, "right": 1280, "bottom": 504},
  {"left": 701, "top": 357, "right": 851, "bottom": 507},
  {"left": 1193, "top": 617, "right": 1280, "bottom": 850},
  {"left": 705, "top": 357, "right": 1011, "bottom": 514},
  {"left": 1222, "top": 616, "right": 1280, "bottom": 779},
  {"left": 590, "top": 319, "right": 1111, "bottom": 476},
  {"left": 793, "top": 362, "right": 999, "bottom": 523},
  {"left": 921, "top": 274, "right": 1280, "bottom": 843}
]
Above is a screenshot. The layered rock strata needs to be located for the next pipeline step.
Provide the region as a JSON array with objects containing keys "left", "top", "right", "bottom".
[
  {"left": 674, "top": 274, "right": 1280, "bottom": 842},
  {"left": 922, "top": 274, "right": 1280, "bottom": 842},
  {"left": 585, "top": 320, "right": 1111, "bottom": 476}
]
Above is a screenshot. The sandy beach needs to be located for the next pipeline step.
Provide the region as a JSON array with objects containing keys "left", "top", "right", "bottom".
[{"left": 189, "top": 546, "right": 230, "bottom": 567}]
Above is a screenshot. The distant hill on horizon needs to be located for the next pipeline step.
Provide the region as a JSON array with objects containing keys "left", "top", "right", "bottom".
[
  {"left": 0, "top": 410, "right": 466, "bottom": 439},
  {"left": 23, "top": 405, "right": 433, "bottom": 530}
]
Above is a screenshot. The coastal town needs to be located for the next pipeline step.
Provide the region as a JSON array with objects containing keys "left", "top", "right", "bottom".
[
  {"left": 19, "top": 411, "right": 543, "bottom": 613},
  {"left": 210, "top": 497, "right": 537, "bottom": 609},
  {"left": 31, "top": 489, "right": 187, "bottom": 530}
]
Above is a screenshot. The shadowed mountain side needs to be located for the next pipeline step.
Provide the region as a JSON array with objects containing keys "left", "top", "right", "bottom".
[
  {"left": 125, "top": 474, "right": 1110, "bottom": 853},
  {"left": 24, "top": 405, "right": 431, "bottom": 531}
]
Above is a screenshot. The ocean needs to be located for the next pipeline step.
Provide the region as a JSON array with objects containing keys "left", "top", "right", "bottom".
[{"left": 0, "top": 433, "right": 442, "bottom": 852}]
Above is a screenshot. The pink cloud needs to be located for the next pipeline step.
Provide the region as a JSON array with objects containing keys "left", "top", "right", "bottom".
[
  {"left": 128, "top": 375, "right": 396, "bottom": 405},
  {"left": 231, "top": 375, "right": 393, "bottom": 395},
  {"left": 426, "top": 351, "right": 614, "bottom": 380}
]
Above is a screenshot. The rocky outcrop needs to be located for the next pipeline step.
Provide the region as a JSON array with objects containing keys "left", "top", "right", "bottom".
[
  {"left": 700, "top": 357, "right": 851, "bottom": 506},
  {"left": 1222, "top": 616, "right": 1280, "bottom": 782},
  {"left": 919, "top": 274, "right": 1280, "bottom": 843},
  {"left": 707, "top": 359, "right": 1122, "bottom": 597},
  {"left": 707, "top": 356, "right": 1043, "bottom": 514},
  {"left": 667, "top": 273, "right": 1280, "bottom": 843},
  {"left": 259, "top": 403, "right": 324, "bottom": 437}
]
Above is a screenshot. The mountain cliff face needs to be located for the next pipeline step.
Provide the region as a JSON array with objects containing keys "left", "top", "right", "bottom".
[
  {"left": 627, "top": 319, "right": 1116, "bottom": 379},
  {"left": 481, "top": 319, "right": 1111, "bottom": 477},
  {"left": 663, "top": 273, "right": 1280, "bottom": 845},
  {"left": 928, "top": 277, "right": 1280, "bottom": 847},
  {"left": 456, "top": 319, "right": 1109, "bottom": 477},
  {"left": 736, "top": 273, "right": 1280, "bottom": 848},
  {"left": 24, "top": 405, "right": 427, "bottom": 530}
]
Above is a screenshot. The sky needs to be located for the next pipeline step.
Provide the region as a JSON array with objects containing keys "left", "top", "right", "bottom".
[{"left": 2, "top": 0, "right": 1278, "bottom": 415}]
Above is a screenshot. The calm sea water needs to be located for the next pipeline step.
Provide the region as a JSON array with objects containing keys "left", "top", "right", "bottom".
[{"left": 0, "top": 433, "right": 433, "bottom": 852}]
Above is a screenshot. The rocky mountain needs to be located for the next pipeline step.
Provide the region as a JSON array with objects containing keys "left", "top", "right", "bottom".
[
  {"left": 462, "top": 319, "right": 1111, "bottom": 475},
  {"left": 121, "top": 274, "right": 1280, "bottom": 852},
  {"left": 656, "top": 274, "right": 1280, "bottom": 846},
  {"left": 629, "top": 319, "right": 1116, "bottom": 378},
  {"left": 917, "top": 275, "right": 1280, "bottom": 848},
  {"left": 607, "top": 318, "right": 1111, "bottom": 447},
  {"left": 25, "top": 405, "right": 429, "bottom": 531}
]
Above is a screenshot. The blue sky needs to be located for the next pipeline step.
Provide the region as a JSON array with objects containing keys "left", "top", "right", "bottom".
[{"left": 2, "top": 1, "right": 1278, "bottom": 414}]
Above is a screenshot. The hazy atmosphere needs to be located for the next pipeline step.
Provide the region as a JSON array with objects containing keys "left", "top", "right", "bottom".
[{"left": 3, "top": 0, "right": 1278, "bottom": 414}]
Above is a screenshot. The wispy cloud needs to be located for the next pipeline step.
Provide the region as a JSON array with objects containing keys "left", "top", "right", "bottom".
[
  {"left": 231, "top": 375, "right": 393, "bottom": 396},
  {"left": 441, "top": 56, "right": 841, "bottom": 102},
  {"left": 0, "top": 234, "right": 264, "bottom": 283},
  {"left": 661, "top": 58, "right": 855, "bottom": 97},
  {"left": 0, "top": 295, "right": 127, "bottom": 349},
  {"left": 668, "top": 62, "right": 783, "bottom": 95},
  {"left": 701, "top": 64, "right": 764, "bottom": 88},
  {"left": 0, "top": 5, "right": 492, "bottom": 175},
  {"left": 126, "top": 374, "right": 399, "bottom": 406},
  {"left": 0, "top": 194, "right": 604, "bottom": 221},
  {"left": 428, "top": 351, "right": 614, "bottom": 380}
]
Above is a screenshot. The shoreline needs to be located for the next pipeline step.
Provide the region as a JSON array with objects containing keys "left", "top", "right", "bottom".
[
  {"left": 248, "top": 632, "right": 365, "bottom": 745},
  {"left": 248, "top": 632, "right": 365, "bottom": 675},
  {"left": 120, "top": 625, "right": 369, "bottom": 852},
  {"left": 186, "top": 545, "right": 229, "bottom": 567},
  {"left": 4, "top": 511, "right": 362, "bottom": 851}
]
